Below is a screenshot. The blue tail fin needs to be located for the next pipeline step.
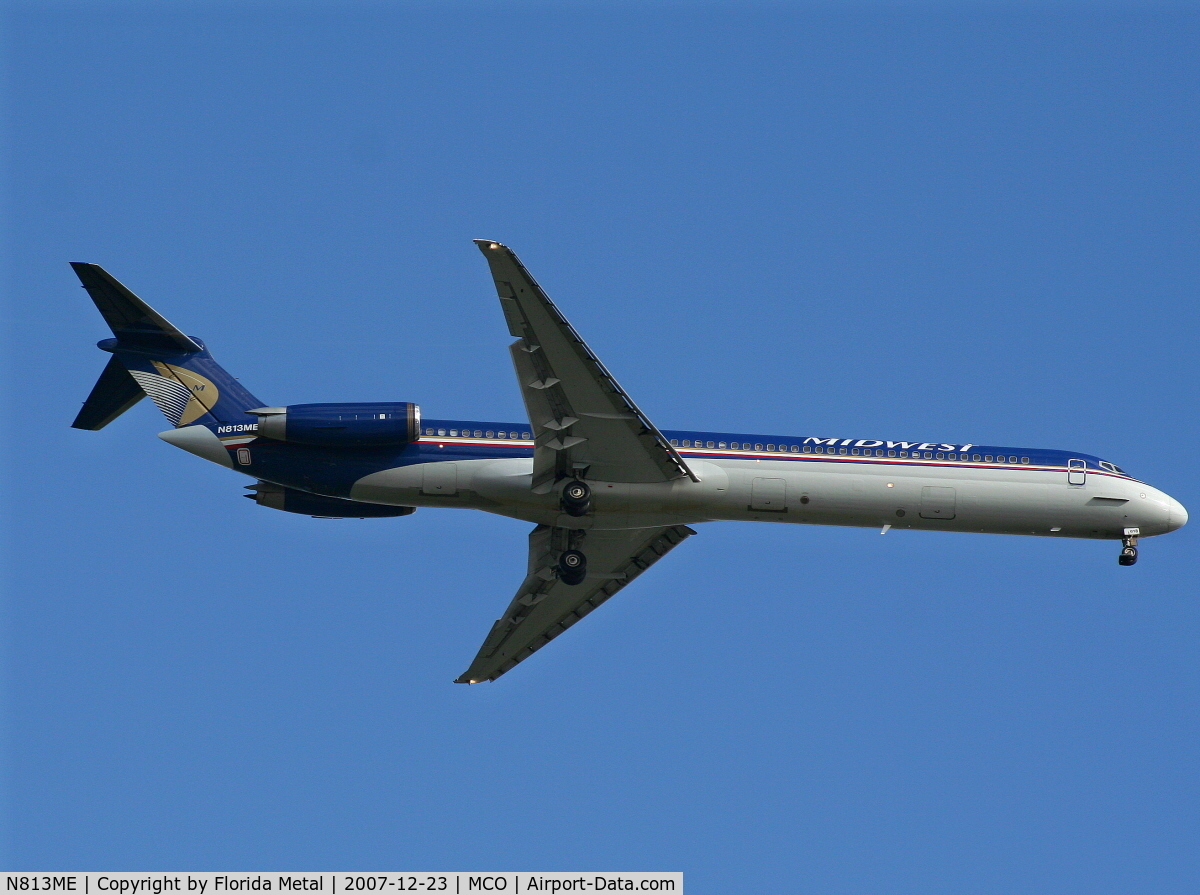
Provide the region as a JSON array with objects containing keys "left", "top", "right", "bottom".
[{"left": 71, "top": 263, "right": 264, "bottom": 429}]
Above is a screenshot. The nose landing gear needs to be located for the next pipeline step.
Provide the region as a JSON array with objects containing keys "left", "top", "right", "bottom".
[{"left": 1119, "top": 528, "right": 1139, "bottom": 566}]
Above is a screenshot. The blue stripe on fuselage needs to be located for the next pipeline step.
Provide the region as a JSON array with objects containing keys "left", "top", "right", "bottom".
[{"left": 210, "top": 416, "right": 1137, "bottom": 497}]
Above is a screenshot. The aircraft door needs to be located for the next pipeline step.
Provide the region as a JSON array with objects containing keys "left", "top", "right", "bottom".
[
  {"left": 919, "top": 486, "right": 956, "bottom": 520},
  {"left": 421, "top": 461, "right": 458, "bottom": 496},
  {"left": 1067, "top": 459, "right": 1087, "bottom": 486},
  {"left": 750, "top": 477, "right": 787, "bottom": 512}
]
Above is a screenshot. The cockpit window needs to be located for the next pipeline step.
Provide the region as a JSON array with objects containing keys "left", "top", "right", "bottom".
[{"left": 1099, "top": 461, "right": 1127, "bottom": 474}]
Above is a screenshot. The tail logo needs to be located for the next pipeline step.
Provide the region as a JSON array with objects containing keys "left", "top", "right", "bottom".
[{"left": 128, "top": 362, "right": 220, "bottom": 426}]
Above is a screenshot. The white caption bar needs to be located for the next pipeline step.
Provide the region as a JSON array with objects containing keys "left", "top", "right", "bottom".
[{"left": 3, "top": 875, "right": 682, "bottom": 895}]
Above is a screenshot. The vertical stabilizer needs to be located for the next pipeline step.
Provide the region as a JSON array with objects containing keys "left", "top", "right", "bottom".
[{"left": 71, "top": 263, "right": 263, "bottom": 429}]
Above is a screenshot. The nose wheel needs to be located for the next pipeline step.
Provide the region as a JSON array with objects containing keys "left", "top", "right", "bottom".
[{"left": 1118, "top": 528, "right": 1139, "bottom": 566}]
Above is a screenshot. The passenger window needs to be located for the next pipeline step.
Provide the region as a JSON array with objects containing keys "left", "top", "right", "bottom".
[
  {"left": 425, "top": 428, "right": 434, "bottom": 436},
  {"left": 791, "top": 445, "right": 798, "bottom": 452},
  {"left": 767, "top": 444, "right": 776, "bottom": 452},
  {"left": 803, "top": 446, "right": 812, "bottom": 453},
  {"left": 887, "top": 450, "right": 896, "bottom": 457},
  {"left": 935, "top": 452, "right": 943, "bottom": 460},
  {"left": 1022, "top": 457, "right": 1030, "bottom": 464},
  {"left": 851, "top": 448, "right": 859, "bottom": 455},
  {"left": 972, "top": 454, "right": 980, "bottom": 461},
  {"left": 718, "top": 442, "right": 727, "bottom": 449},
  {"left": 899, "top": 451, "right": 907, "bottom": 457},
  {"left": 839, "top": 448, "right": 847, "bottom": 455},
  {"left": 473, "top": 430, "right": 482, "bottom": 438},
  {"left": 522, "top": 432, "right": 531, "bottom": 439},
  {"left": 485, "top": 430, "right": 494, "bottom": 438},
  {"left": 682, "top": 440, "right": 691, "bottom": 447},
  {"left": 1009, "top": 456, "right": 1017, "bottom": 463},
  {"left": 670, "top": 439, "right": 679, "bottom": 446},
  {"left": 707, "top": 441, "right": 715, "bottom": 448},
  {"left": 755, "top": 443, "right": 763, "bottom": 451}
]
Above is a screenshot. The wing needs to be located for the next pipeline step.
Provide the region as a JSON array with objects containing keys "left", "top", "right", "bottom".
[
  {"left": 475, "top": 239, "right": 696, "bottom": 491},
  {"left": 455, "top": 523, "right": 695, "bottom": 683}
]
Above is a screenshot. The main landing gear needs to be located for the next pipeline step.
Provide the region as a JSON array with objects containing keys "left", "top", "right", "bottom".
[
  {"left": 558, "top": 549, "right": 587, "bottom": 585},
  {"left": 560, "top": 480, "right": 592, "bottom": 517},
  {"left": 556, "top": 480, "right": 592, "bottom": 584},
  {"left": 1119, "top": 527, "right": 1140, "bottom": 566}
]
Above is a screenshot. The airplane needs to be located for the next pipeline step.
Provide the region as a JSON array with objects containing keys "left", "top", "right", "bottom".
[{"left": 71, "top": 240, "right": 1188, "bottom": 682}]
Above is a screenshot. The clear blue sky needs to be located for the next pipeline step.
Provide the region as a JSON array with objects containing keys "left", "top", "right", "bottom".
[{"left": 5, "top": 2, "right": 1199, "bottom": 891}]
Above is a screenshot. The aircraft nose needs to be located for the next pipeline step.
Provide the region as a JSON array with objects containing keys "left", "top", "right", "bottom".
[{"left": 1167, "top": 496, "right": 1188, "bottom": 532}]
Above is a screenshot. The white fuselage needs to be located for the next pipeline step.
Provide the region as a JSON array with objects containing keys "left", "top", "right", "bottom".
[{"left": 349, "top": 451, "right": 1185, "bottom": 540}]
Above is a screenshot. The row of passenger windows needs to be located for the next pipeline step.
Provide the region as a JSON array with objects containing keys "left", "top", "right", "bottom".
[
  {"left": 420, "top": 427, "right": 1038, "bottom": 465},
  {"left": 670, "top": 439, "right": 1031, "bottom": 464},
  {"left": 424, "top": 428, "right": 532, "bottom": 440}
]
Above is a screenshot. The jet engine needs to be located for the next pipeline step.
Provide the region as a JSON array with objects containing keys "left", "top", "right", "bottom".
[
  {"left": 246, "top": 482, "right": 416, "bottom": 518},
  {"left": 248, "top": 402, "right": 420, "bottom": 447}
]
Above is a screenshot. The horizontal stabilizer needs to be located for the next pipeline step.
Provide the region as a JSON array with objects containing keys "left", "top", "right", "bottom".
[
  {"left": 72, "top": 355, "right": 146, "bottom": 430},
  {"left": 71, "top": 262, "right": 201, "bottom": 353}
]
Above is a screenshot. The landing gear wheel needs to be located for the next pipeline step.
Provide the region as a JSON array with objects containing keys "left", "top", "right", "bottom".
[
  {"left": 560, "top": 480, "right": 592, "bottom": 517},
  {"left": 1119, "top": 528, "right": 1140, "bottom": 566},
  {"left": 558, "top": 549, "right": 587, "bottom": 585}
]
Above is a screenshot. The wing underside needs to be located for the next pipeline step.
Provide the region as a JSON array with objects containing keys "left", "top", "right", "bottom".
[{"left": 456, "top": 524, "right": 695, "bottom": 683}]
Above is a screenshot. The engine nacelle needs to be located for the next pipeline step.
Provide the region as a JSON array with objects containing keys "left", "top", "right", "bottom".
[
  {"left": 248, "top": 402, "right": 420, "bottom": 447},
  {"left": 247, "top": 483, "right": 416, "bottom": 518}
]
